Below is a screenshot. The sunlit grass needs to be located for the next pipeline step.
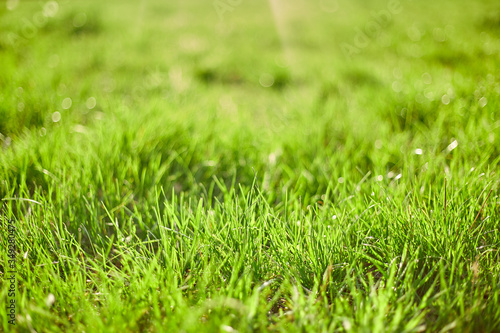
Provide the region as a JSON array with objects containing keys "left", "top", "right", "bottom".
[{"left": 1, "top": 0, "right": 499, "bottom": 332}]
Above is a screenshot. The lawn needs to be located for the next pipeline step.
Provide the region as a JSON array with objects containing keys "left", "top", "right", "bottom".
[{"left": 1, "top": 0, "right": 499, "bottom": 331}]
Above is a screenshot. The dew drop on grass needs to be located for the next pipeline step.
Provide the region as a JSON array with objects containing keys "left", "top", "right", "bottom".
[
  {"left": 73, "top": 13, "right": 87, "bottom": 28},
  {"left": 424, "top": 90, "right": 434, "bottom": 100},
  {"left": 422, "top": 73, "right": 432, "bottom": 84},
  {"left": 43, "top": 1, "right": 59, "bottom": 17},
  {"left": 376, "top": 175, "right": 383, "bottom": 181},
  {"left": 52, "top": 111, "right": 61, "bottom": 122},
  {"left": 62, "top": 97, "right": 72, "bottom": 109},
  {"left": 259, "top": 73, "right": 274, "bottom": 87},
  {"left": 407, "top": 26, "right": 421, "bottom": 41},
  {"left": 392, "top": 81, "right": 402, "bottom": 92},
  {"left": 86, "top": 97, "right": 97, "bottom": 109},
  {"left": 441, "top": 94, "right": 450, "bottom": 105},
  {"left": 332, "top": 215, "right": 337, "bottom": 220},
  {"left": 415, "top": 148, "right": 423, "bottom": 155}
]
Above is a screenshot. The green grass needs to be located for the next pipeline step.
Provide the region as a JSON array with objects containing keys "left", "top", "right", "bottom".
[{"left": 1, "top": 0, "right": 500, "bottom": 331}]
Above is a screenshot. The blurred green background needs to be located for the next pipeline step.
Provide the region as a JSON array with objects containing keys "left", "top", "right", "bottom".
[
  {"left": 1, "top": 0, "right": 499, "bottom": 134},
  {"left": 1, "top": 0, "right": 499, "bottom": 198}
]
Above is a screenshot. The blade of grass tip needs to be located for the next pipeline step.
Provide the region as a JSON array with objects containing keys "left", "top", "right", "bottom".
[
  {"left": 355, "top": 169, "right": 371, "bottom": 189},
  {"left": 2, "top": 197, "right": 42, "bottom": 205},
  {"left": 160, "top": 226, "right": 193, "bottom": 241},
  {"left": 469, "top": 189, "right": 493, "bottom": 231},
  {"left": 444, "top": 178, "right": 447, "bottom": 227}
]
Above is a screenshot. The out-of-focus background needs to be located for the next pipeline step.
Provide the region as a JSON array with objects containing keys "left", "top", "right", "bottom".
[
  {"left": 2, "top": 0, "right": 499, "bottom": 135},
  {"left": 1, "top": 0, "right": 499, "bottom": 196}
]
